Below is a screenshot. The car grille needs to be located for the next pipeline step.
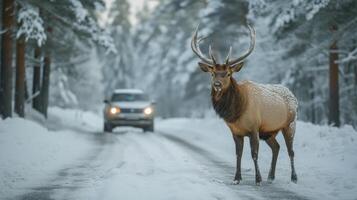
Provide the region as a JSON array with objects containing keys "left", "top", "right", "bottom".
[{"left": 121, "top": 108, "right": 143, "bottom": 114}]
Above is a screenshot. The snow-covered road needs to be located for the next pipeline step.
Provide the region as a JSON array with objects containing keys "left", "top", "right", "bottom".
[
  {"left": 13, "top": 128, "right": 307, "bottom": 200},
  {"left": 1, "top": 108, "right": 356, "bottom": 200}
]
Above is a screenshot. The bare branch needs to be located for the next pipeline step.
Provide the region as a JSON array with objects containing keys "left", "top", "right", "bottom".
[
  {"left": 25, "top": 91, "right": 40, "bottom": 104},
  {"left": 335, "top": 48, "right": 357, "bottom": 64}
]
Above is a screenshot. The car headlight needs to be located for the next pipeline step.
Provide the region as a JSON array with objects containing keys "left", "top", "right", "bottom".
[
  {"left": 143, "top": 107, "right": 153, "bottom": 115},
  {"left": 109, "top": 106, "right": 120, "bottom": 114}
]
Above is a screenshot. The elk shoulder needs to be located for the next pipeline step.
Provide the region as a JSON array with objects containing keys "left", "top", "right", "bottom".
[{"left": 228, "top": 81, "right": 298, "bottom": 136}]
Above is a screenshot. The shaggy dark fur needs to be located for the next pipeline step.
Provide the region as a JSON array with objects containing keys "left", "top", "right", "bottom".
[{"left": 211, "top": 78, "right": 246, "bottom": 123}]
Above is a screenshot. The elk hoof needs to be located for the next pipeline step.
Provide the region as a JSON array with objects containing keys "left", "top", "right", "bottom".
[
  {"left": 291, "top": 174, "right": 298, "bottom": 183},
  {"left": 267, "top": 173, "right": 275, "bottom": 183},
  {"left": 234, "top": 174, "right": 242, "bottom": 182},
  {"left": 255, "top": 181, "right": 262, "bottom": 186},
  {"left": 232, "top": 180, "right": 240, "bottom": 185},
  {"left": 256, "top": 175, "right": 262, "bottom": 186}
]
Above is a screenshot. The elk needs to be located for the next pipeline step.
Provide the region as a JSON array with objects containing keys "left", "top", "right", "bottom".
[{"left": 191, "top": 24, "right": 298, "bottom": 185}]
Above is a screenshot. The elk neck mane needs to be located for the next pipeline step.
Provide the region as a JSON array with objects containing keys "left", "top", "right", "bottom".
[{"left": 211, "top": 78, "right": 246, "bottom": 123}]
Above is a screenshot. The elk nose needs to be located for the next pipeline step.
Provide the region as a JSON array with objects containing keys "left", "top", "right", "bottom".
[{"left": 213, "top": 81, "right": 222, "bottom": 87}]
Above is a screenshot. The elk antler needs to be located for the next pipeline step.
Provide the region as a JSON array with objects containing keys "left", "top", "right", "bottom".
[
  {"left": 227, "top": 24, "right": 256, "bottom": 66},
  {"left": 209, "top": 45, "right": 217, "bottom": 65},
  {"left": 225, "top": 46, "right": 232, "bottom": 65},
  {"left": 191, "top": 25, "right": 216, "bottom": 66}
]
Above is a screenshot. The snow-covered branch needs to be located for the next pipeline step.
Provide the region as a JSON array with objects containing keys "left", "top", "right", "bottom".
[
  {"left": 53, "top": 56, "right": 90, "bottom": 67},
  {"left": 25, "top": 90, "right": 40, "bottom": 104},
  {"left": 335, "top": 48, "right": 357, "bottom": 64},
  {"left": 0, "top": 29, "right": 8, "bottom": 34},
  {"left": 25, "top": 55, "right": 42, "bottom": 65},
  {"left": 303, "top": 66, "right": 328, "bottom": 72},
  {"left": 17, "top": 5, "right": 46, "bottom": 46},
  {"left": 69, "top": 0, "right": 88, "bottom": 23}
]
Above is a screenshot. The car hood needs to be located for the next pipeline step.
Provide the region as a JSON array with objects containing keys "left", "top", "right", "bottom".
[{"left": 111, "top": 101, "right": 151, "bottom": 109}]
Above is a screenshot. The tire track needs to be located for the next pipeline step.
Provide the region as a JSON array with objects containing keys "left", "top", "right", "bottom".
[
  {"left": 12, "top": 131, "right": 122, "bottom": 200},
  {"left": 157, "top": 131, "right": 310, "bottom": 200}
]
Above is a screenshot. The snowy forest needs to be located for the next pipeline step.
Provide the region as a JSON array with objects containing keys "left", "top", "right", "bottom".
[
  {"left": 1, "top": 0, "right": 357, "bottom": 127},
  {"left": 2, "top": 1, "right": 357, "bottom": 199}
]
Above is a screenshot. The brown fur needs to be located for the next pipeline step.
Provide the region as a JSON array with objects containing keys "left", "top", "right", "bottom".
[
  {"left": 223, "top": 80, "right": 296, "bottom": 137},
  {"left": 209, "top": 75, "right": 298, "bottom": 184},
  {"left": 211, "top": 78, "right": 246, "bottom": 123},
  {"left": 191, "top": 24, "right": 297, "bottom": 184}
]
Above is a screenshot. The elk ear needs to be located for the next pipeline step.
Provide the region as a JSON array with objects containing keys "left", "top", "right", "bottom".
[
  {"left": 230, "top": 62, "right": 244, "bottom": 73},
  {"left": 198, "top": 62, "right": 213, "bottom": 72}
]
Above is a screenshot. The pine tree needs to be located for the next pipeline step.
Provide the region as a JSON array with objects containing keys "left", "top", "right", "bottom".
[
  {"left": 15, "top": 9, "right": 26, "bottom": 117},
  {"left": 0, "top": 0, "right": 15, "bottom": 118},
  {"left": 329, "top": 24, "right": 340, "bottom": 126},
  {"left": 102, "top": 0, "right": 133, "bottom": 97},
  {"left": 15, "top": 0, "right": 113, "bottom": 115}
]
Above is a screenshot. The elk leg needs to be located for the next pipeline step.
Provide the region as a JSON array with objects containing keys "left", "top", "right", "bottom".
[
  {"left": 265, "top": 136, "right": 280, "bottom": 182},
  {"left": 233, "top": 135, "right": 244, "bottom": 184},
  {"left": 282, "top": 123, "right": 298, "bottom": 183},
  {"left": 249, "top": 132, "right": 262, "bottom": 185}
]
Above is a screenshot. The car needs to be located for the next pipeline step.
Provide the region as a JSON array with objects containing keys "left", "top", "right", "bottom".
[{"left": 103, "top": 89, "right": 155, "bottom": 132}]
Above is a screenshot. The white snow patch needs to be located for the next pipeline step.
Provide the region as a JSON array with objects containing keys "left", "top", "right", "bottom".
[
  {"left": 257, "top": 83, "right": 298, "bottom": 113},
  {"left": 17, "top": 5, "right": 46, "bottom": 46},
  {"left": 0, "top": 117, "right": 93, "bottom": 199},
  {"left": 157, "top": 118, "right": 357, "bottom": 200},
  {"left": 88, "top": 132, "right": 239, "bottom": 200},
  {"left": 69, "top": 0, "right": 88, "bottom": 23},
  {"left": 47, "top": 107, "right": 103, "bottom": 132}
]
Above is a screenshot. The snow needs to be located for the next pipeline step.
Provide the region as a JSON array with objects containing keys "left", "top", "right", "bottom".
[
  {"left": 17, "top": 5, "right": 46, "bottom": 46},
  {"left": 47, "top": 107, "right": 103, "bottom": 132},
  {"left": 336, "top": 48, "right": 357, "bottom": 64},
  {"left": 113, "top": 89, "right": 144, "bottom": 94},
  {"left": 1, "top": 107, "right": 356, "bottom": 199},
  {"left": 69, "top": 0, "right": 88, "bottom": 23},
  {"left": 269, "top": 0, "right": 331, "bottom": 31},
  {"left": 305, "top": 0, "right": 330, "bottom": 20},
  {"left": 199, "top": 0, "right": 223, "bottom": 19},
  {"left": 111, "top": 101, "right": 151, "bottom": 109},
  {"left": 51, "top": 69, "right": 79, "bottom": 107},
  {"left": 158, "top": 118, "right": 357, "bottom": 200},
  {"left": 0, "top": 117, "right": 93, "bottom": 199},
  {"left": 89, "top": 132, "right": 238, "bottom": 200},
  {"left": 257, "top": 82, "right": 298, "bottom": 114}
]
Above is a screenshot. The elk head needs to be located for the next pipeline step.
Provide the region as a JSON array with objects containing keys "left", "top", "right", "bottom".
[{"left": 191, "top": 24, "right": 256, "bottom": 93}]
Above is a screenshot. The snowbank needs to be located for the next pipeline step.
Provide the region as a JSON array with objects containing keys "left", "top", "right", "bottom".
[
  {"left": 157, "top": 118, "right": 357, "bottom": 200},
  {"left": 47, "top": 106, "right": 103, "bottom": 131},
  {"left": 0, "top": 116, "right": 93, "bottom": 198}
]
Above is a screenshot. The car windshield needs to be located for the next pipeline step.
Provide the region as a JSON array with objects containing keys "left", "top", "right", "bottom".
[{"left": 111, "top": 93, "right": 149, "bottom": 102}]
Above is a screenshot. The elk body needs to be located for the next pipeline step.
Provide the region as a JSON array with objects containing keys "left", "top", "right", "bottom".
[{"left": 191, "top": 24, "right": 298, "bottom": 185}]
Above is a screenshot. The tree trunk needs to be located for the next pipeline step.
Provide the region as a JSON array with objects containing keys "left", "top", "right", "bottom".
[
  {"left": 0, "top": 0, "right": 15, "bottom": 119},
  {"left": 15, "top": 35, "right": 26, "bottom": 117},
  {"left": 328, "top": 25, "right": 340, "bottom": 127},
  {"left": 39, "top": 24, "right": 53, "bottom": 118},
  {"left": 32, "top": 46, "right": 42, "bottom": 111},
  {"left": 40, "top": 52, "right": 51, "bottom": 118},
  {"left": 308, "top": 75, "right": 316, "bottom": 123},
  {"left": 24, "top": 79, "right": 29, "bottom": 101}
]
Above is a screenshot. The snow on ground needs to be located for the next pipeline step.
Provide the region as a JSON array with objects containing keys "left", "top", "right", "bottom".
[
  {"left": 157, "top": 118, "right": 357, "bottom": 200},
  {"left": 68, "top": 131, "right": 239, "bottom": 200},
  {"left": 0, "top": 107, "right": 102, "bottom": 199},
  {"left": 1, "top": 107, "right": 356, "bottom": 200},
  {"left": 0, "top": 118, "right": 92, "bottom": 199},
  {"left": 47, "top": 106, "right": 103, "bottom": 131}
]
